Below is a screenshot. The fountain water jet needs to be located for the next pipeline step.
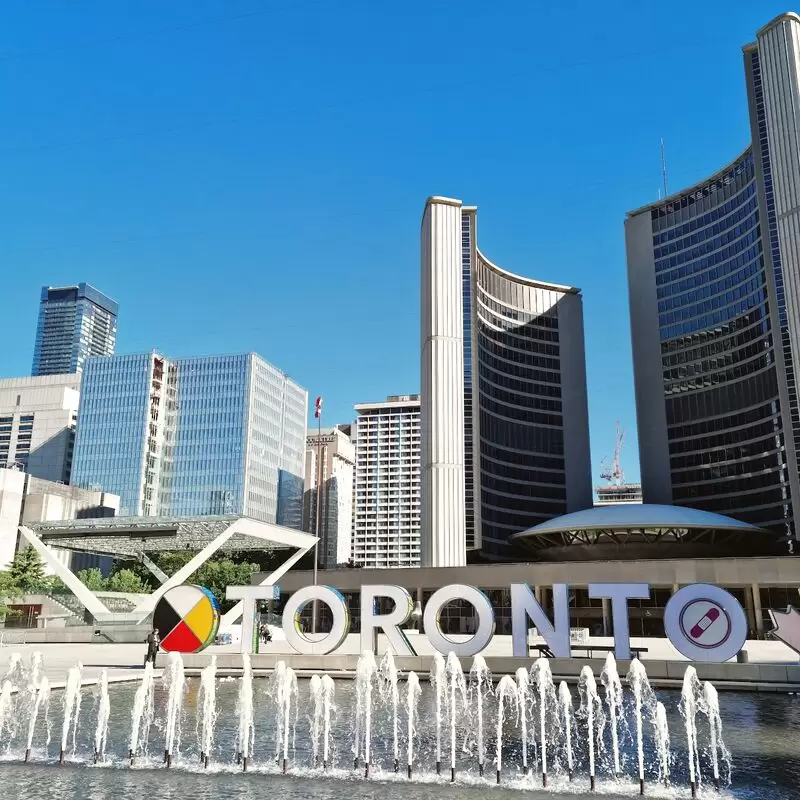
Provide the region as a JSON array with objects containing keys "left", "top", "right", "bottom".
[
  {"left": 197, "top": 656, "right": 217, "bottom": 767},
  {"left": 354, "top": 651, "right": 376, "bottom": 777},
  {"left": 0, "top": 680, "right": 14, "bottom": 750},
  {"left": 515, "top": 667, "right": 531, "bottom": 775},
  {"left": 310, "top": 674, "right": 335, "bottom": 769},
  {"left": 626, "top": 659, "right": 655, "bottom": 795},
  {"left": 531, "top": 658, "right": 556, "bottom": 787},
  {"left": 579, "top": 666, "right": 601, "bottom": 791},
  {"left": 680, "top": 666, "right": 703, "bottom": 798},
  {"left": 600, "top": 653, "right": 624, "bottom": 778},
  {"left": 321, "top": 675, "right": 335, "bottom": 770},
  {"left": 236, "top": 653, "right": 254, "bottom": 771},
  {"left": 4, "top": 653, "right": 22, "bottom": 686},
  {"left": 59, "top": 663, "right": 82, "bottom": 764},
  {"left": 28, "top": 652, "right": 43, "bottom": 691},
  {"left": 379, "top": 650, "right": 400, "bottom": 772},
  {"left": 279, "top": 664, "right": 298, "bottom": 774},
  {"left": 653, "top": 701, "right": 671, "bottom": 788},
  {"left": 94, "top": 670, "right": 110, "bottom": 763},
  {"left": 495, "top": 675, "right": 519, "bottom": 784},
  {"left": 270, "top": 661, "right": 286, "bottom": 765},
  {"left": 430, "top": 653, "right": 445, "bottom": 775},
  {"left": 468, "top": 655, "right": 491, "bottom": 778},
  {"left": 129, "top": 661, "right": 154, "bottom": 763},
  {"left": 25, "top": 675, "right": 50, "bottom": 762},
  {"left": 558, "top": 681, "right": 574, "bottom": 781},
  {"left": 309, "top": 675, "right": 323, "bottom": 768},
  {"left": 405, "top": 671, "right": 421, "bottom": 778},
  {"left": 445, "top": 652, "right": 466, "bottom": 783},
  {"left": 702, "top": 681, "right": 730, "bottom": 790},
  {"left": 163, "top": 653, "right": 186, "bottom": 767}
]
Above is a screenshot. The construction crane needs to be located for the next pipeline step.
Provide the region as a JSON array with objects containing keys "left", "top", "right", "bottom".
[{"left": 599, "top": 422, "right": 626, "bottom": 486}]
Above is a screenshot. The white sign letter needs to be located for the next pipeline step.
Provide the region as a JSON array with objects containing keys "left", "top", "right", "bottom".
[
  {"left": 422, "top": 584, "right": 495, "bottom": 657},
  {"left": 360, "top": 585, "right": 416, "bottom": 656},
  {"left": 510, "top": 583, "right": 571, "bottom": 658},
  {"left": 664, "top": 583, "right": 747, "bottom": 663},
  {"left": 226, "top": 584, "right": 279, "bottom": 654},
  {"left": 588, "top": 583, "right": 650, "bottom": 659},
  {"left": 282, "top": 586, "right": 351, "bottom": 655}
]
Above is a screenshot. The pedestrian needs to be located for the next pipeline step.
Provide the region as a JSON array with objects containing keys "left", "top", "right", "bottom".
[{"left": 144, "top": 627, "right": 160, "bottom": 667}]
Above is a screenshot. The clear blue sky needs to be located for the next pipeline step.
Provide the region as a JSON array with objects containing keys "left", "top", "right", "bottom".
[{"left": 0, "top": 1, "right": 791, "bottom": 485}]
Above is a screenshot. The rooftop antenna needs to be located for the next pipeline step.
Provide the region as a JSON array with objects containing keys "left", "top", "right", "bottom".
[{"left": 660, "top": 137, "right": 669, "bottom": 198}]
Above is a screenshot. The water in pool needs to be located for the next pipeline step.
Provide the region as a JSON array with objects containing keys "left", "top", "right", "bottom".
[{"left": 1, "top": 650, "right": 798, "bottom": 800}]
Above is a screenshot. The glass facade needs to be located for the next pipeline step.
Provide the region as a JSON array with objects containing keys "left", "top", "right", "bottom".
[
  {"left": 71, "top": 352, "right": 307, "bottom": 525},
  {"left": 32, "top": 284, "right": 118, "bottom": 376},
  {"left": 71, "top": 354, "right": 152, "bottom": 516},
  {"left": 647, "top": 151, "right": 793, "bottom": 531},
  {"left": 473, "top": 252, "right": 572, "bottom": 559}
]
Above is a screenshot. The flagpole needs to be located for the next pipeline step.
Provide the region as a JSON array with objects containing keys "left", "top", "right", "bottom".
[{"left": 312, "top": 397, "right": 323, "bottom": 635}]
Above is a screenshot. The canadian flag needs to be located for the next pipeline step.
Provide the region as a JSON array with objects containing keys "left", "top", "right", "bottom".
[{"left": 314, "top": 396, "right": 323, "bottom": 418}]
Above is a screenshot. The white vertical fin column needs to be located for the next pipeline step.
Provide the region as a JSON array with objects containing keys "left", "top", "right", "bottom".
[{"left": 420, "top": 197, "right": 466, "bottom": 567}]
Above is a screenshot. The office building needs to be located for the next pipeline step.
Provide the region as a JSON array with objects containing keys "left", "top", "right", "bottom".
[
  {"left": 421, "top": 197, "right": 593, "bottom": 565},
  {"left": 626, "top": 12, "right": 800, "bottom": 544},
  {"left": 0, "top": 374, "right": 80, "bottom": 482},
  {"left": 595, "top": 483, "right": 643, "bottom": 506},
  {"left": 303, "top": 426, "right": 356, "bottom": 568},
  {"left": 352, "top": 395, "right": 421, "bottom": 568},
  {"left": 32, "top": 284, "right": 118, "bottom": 376},
  {"left": 71, "top": 352, "right": 307, "bottom": 524},
  {"left": 0, "top": 467, "right": 118, "bottom": 570}
]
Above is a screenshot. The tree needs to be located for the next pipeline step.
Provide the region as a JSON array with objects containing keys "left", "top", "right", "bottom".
[
  {"left": 0, "top": 571, "right": 21, "bottom": 599},
  {"left": 106, "top": 569, "right": 147, "bottom": 594},
  {"left": 8, "top": 547, "right": 45, "bottom": 592},
  {"left": 193, "top": 558, "right": 260, "bottom": 610},
  {"left": 76, "top": 568, "right": 106, "bottom": 591}
]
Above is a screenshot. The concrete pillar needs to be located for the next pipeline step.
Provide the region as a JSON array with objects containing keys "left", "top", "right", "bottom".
[
  {"left": 601, "top": 598, "right": 612, "bottom": 637},
  {"left": 420, "top": 197, "right": 466, "bottom": 567},
  {"left": 751, "top": 584, "right": 764, "bottom": 638},
  {"left": 534, "top": 585, "right": 543, "bottom": 605},
  {"left": 744, "top": 586, "right": 756, "bottom": 638}
]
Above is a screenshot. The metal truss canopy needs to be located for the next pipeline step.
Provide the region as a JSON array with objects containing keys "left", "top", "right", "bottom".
[
  {"left": 29, "top": 514, "right": 274, "bottom": 556},
  {"left": 20, "top": 516, "right": 318, "bottom": 625}
]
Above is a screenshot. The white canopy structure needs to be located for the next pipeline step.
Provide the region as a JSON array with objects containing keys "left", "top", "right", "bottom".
[{"left": 20, "top": 515, "right": 317, "bottom": 625}]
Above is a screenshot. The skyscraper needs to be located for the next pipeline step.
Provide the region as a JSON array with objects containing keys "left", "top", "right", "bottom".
[
  {"left": 32, "top": 284, "right": 118, "bottom": 376},
  {"left": 71, "top": 352, "right": 307, "bottom": 524},
  {"left": 625, "top": 12, "right": 800, "bottom": 545},
  {"left": 0, "top": 375, "right": 80, "bottom": 482},
  {"left": 352, "top": 395, "right": 421, "bottom": 568},
  {"left": 303, "top": 426, "right": 355, "bottom": 568},
  {"left": 421, "top": 197, "right": 593, "bottom": 565}
]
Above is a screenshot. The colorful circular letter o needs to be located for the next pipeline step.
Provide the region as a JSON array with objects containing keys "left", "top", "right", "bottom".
[{"left": 153, "top": 584, "right": 220, "bottom": 653}]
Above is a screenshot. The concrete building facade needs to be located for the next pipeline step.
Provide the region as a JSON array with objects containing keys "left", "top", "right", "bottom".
[
  {"left": 421, "top": 197, "right": 593, "bottom": 564},
  {"left": 352, "top": 395, "right": 421, "bottom": 568},
  {"left": 303, "top": 426, "right": 355, "bottom": 568},
  {"left": 0, "top": 375, "right": 80, "bottom": 482},
  {"left": 32, "top": 283, "right": 118, "bottom": 377},
  {"left": 0, "top": 467, "right": 118, "bottom": 570},
  {"left": 71, "top": 352, "right": 307, "bottom": 524},
  {"left": 626, "top": 13, "right": 800, "bottom": 544}
]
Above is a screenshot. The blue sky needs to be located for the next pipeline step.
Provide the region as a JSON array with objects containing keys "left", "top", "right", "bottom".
[{"left": 0, "top": 1, "right": 791, "bottom": 485}]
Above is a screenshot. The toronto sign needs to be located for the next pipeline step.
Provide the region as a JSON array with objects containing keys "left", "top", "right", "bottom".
[{"left": 221, "top": 581, "right": 764, "bottom": 664}]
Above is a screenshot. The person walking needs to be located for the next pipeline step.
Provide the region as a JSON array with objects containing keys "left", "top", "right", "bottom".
[{"left": 144, "top": 627, "right": 160, "bottom": 667}]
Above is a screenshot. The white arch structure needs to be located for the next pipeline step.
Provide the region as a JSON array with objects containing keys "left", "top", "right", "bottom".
[{"left": 18, "top": 516, "right": 317, "bottom": 625}]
